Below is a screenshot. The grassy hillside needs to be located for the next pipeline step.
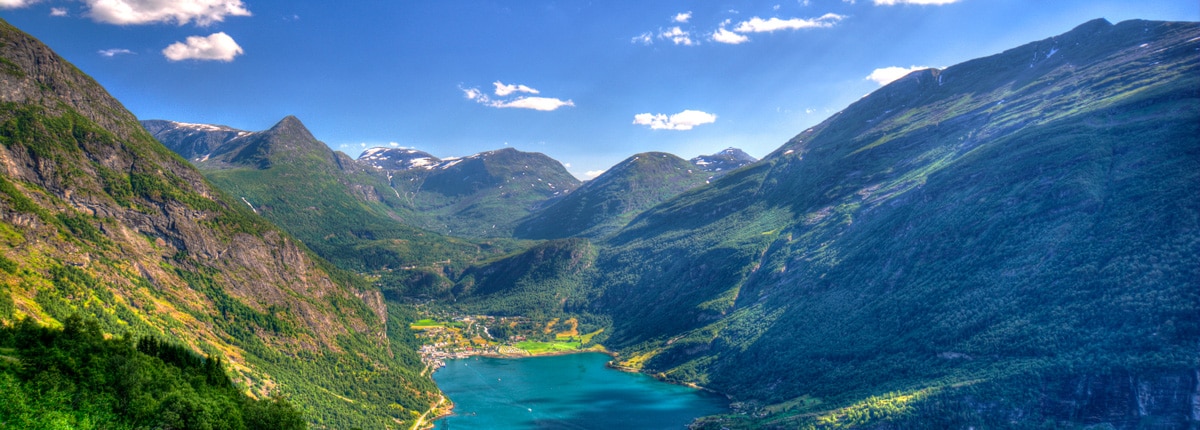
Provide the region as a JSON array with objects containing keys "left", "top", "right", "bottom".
[{"left": 595, "top": 19, "right": 1200, "bottom": 428}]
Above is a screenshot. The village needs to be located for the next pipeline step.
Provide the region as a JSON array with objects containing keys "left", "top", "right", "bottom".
[{"left": 410, "top": 309, "right": 607, "bottom": 371}]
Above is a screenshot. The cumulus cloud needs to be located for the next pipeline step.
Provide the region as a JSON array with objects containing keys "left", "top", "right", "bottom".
[
  {"left": 733, "top": 13, "right": 845, "bottom": 32},
  {"left": 659, "top": 26, "right": 695, "bottom": 45},
  {"left": 50, "top": 7, "right": 67, "bottom": 16},
  {"left": 98, "top": 48, "right": 134, "bottom": 57},
  {"left": 712, "top": 27, "right": 749, "bottom": 44},
  {"left": 874, "top": 0, "right": 959, "bottom": 4},
  {"left": 493, "top": 81, "right": 540, "bottom": 97},
  {"left": 0, "top": 0, "right": 37, "bottom": 9},
  {"left": 632, "top": 110, "right": 717, "bottom": 131},
  {"left": 673, "top": 11, "right": 691, "bottom": 23},
  {"left": 490, "top": 97, "right": 574, "bottom": 111},
  {"left": 162, "top": 32, "right": 243, "bottom": 62},
  {"left": 585, "top": 170, "right": 606, "bottom": 179},
  {"left": 631, "top": 32, "right": 653, "bottom": 45},
  {"left": 462, "top": 83, "right": 574, "bottom": 111},
  {"left": 85, "top": 0, "right": 250, "bottom": 26},
  {"left": 865, "top": 65, "right": 931, "bottom": 86}
]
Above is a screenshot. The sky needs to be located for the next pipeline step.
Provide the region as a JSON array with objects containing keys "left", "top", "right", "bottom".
[{"left": 2, "top": 1, "right": 1197, "bottom": 179}]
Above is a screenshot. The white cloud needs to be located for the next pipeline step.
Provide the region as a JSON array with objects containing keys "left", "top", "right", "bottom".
[
  {"left": 85, "top": 0, "right": 250, "bottom": 26},
  {"left": 0, "top": 0, "right": 37, "bottom": 9},
  {"left": 490, "top": 97, "right": 574, "bottom": 111},
  {"left": 733, "top": 13, "right": 845, "bottom": 33},
  {"left": 462, "top": 86, "right": 485, "bottom": 101},
  {"left": 865, "top": 65, "right": 932, "bottom": 85},
  {"left": 585, "top": 170, "right": 606, "bottom": 179},
  {"left": 98, "top": 48, "right": 134, "bottom": 57},
  {"left": 874, "top": 0, "right": 960, "bottom": 4},
  {"left": 633, "top": 110, "right": 717, "bottom": 131},
  {"left": 712, "top": 27, "right": 749, "bottom": 44},
  {"left": 50, "top": 7, "right": 67, "bottom": 16},
  {"left": 774, "top": 4, "right": 781, "bottom": 10},
  {"left": 632, "top": 32, "right": 654, "bottom": 45},
  {"left": 462, "top": 85, "right": 574, "bottom": 111},
  {"left": 659, "top": 26, "right": 695, "bottom": 46},
  {"left": 162, "top": 32, "right": 243, "bottom": 62},
  {"left": 493, "top": 81, "right": 540, "bottom": 97},
  {"left": 673, "top": 11, "right": 691, "bottom": 23}
]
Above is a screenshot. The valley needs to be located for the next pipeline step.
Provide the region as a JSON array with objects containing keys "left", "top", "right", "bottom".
[{"left": 0, "top": 9, "right": 1197, "bottom": 430}]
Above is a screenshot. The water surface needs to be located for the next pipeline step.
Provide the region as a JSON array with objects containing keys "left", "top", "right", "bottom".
[{"left": 433, "top": 353, "right": 727, "bottom": 429}]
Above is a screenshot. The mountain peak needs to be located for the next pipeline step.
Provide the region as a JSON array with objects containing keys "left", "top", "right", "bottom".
[
  {"left": 265, "top": 115, "right": 315, "bottom": 140},
  {"left": 691, "top": 147, "right": 757, "bottom": 173}
]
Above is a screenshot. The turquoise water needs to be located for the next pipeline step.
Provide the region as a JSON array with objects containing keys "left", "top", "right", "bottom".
[{"left": 432, "top": 353, "right": 728, "bottom": 429}]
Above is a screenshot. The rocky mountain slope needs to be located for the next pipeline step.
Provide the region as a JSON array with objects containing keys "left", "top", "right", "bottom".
[
  {"left": 690, "top": 147, "right": 757, "bottom": 173},
  {"left": 0, "top": 19, "right": 438, "bottom": 428},
  {"left": 591, "top": 18, "right": 1199, "bottom": 428}
]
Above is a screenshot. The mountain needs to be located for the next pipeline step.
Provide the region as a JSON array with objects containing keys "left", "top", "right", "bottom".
[
  {"left": 140, "top": 119, "right": 249, "bottom": 161},
  {"left": 357, "top": 146, "right": 440, "bottom": 171},
  {"left": 144, "top": 116, "right": 502, "bottom": 281},
  {"left": 588, "top": 18, "right": 1199, "bottom": 428},
  {"left": 0, "top": 19, "right": 439, "bottom": 428},
  {"left": 690, "top": 147, "right": 757, "bottom": 173},
  {"left": 514, "top": 152, "right": 710, "bottom": 239},
  {"left": 368, "top": 146, "right": 582, "bottom": 237}
]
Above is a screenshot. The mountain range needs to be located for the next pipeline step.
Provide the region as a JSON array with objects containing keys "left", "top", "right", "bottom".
[{"left": 2, "top": 15, "right": 1197, "bottom": 429}]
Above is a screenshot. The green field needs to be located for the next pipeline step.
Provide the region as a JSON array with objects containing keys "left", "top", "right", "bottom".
[
  {"left": 514, "top": 340, "right": 582, "bottom": 354},
  {"left": 410, "top": 319, "right": 445, "bottom": 329}
]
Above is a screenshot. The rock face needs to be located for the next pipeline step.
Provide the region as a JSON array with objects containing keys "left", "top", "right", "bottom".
[{"left": 0, "top": 18, "right": 435, "bottom": 427}]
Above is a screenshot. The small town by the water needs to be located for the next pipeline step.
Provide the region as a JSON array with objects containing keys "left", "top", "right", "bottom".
[{"left": 411, "top": 307, "right": 608, "bottom": 372}]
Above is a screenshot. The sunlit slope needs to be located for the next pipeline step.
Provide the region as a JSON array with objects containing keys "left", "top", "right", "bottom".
[
  {"left": 0, "top": 18, "right": 439, "bottom": 429},
  {"left": 597, "top": 19, "right": 1199, "bottom": 427}
]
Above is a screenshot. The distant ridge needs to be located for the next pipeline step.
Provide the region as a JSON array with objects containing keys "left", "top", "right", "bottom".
[
  {"left": 690, "top": 147, "right": 757, "bottom": 173},
  {"left": 515, "top": 152, "right": 709, "bottom": 239}
]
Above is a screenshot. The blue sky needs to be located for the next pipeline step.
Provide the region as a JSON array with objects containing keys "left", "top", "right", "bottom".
[{"left": 2, "top": 1, "right": 1197, "bottom": 179}]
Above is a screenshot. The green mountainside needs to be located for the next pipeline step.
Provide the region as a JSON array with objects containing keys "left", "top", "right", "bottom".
[
  {"left": 0, "top": 316, "right": 305, "bottom": 429},
  {"left": 143, "top": 116, "right": 508, "bottom": 281},
  {"left": 515, "top": 152, "right": 710, "bottom": 239},
  {"left": 590, "top": 18, "right": 1199, "bottom": 428},
  {"left": 379, "top": 147, "right": 583, "bottom": 238},
  {"left": 0, "top": 19, "right": 439, "bottom": 429}
]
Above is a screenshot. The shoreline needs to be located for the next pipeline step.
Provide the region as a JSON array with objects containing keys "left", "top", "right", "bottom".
[{"left": 425, "top": 349, "right": 732, "bottom": 428}]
